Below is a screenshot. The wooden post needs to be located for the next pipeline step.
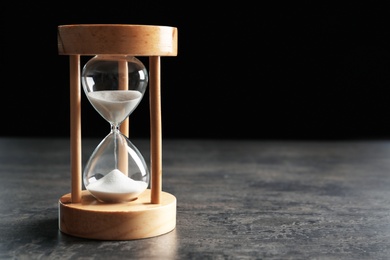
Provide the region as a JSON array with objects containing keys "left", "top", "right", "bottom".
[
  {"left": 118, "top": 59, "right": 129, "bottom": 137},
  {"left": 69, "top": 55, "right": 82, "bottom": 203},
  {"left": 118, "top": 59, "right": 129, "bottom": 176},
  {"left": 150, "top": 56, "right": 162, "bottom": 204}
]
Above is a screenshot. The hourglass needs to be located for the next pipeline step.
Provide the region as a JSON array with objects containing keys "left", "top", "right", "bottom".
[{"left": 57, "top": 24, "right": 178, "bottom": 240}]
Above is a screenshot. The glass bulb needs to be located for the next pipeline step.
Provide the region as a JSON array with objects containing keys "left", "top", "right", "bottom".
[{"left": 81, "top": 55, "right": 149, "bottom": 203}]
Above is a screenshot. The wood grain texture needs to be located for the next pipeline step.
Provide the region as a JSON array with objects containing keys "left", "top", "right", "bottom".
[
  {"left": 59, "top": 189, "right": 176, "bottom": 240},
  {"left": 58, "top": 24, "right": 178, "bottom": 56}
]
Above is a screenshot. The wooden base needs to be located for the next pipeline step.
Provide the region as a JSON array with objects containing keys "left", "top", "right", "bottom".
[{"left": 58, "top": 189, "right": 176, "bottom": 240}]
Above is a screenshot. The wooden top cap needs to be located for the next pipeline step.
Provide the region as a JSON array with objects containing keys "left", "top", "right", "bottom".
[{"left": 58, "top": 24, "right": 178, "bottom": 56}]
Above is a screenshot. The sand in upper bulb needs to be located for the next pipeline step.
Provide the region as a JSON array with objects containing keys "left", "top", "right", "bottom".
[{"left": 87, "top": 90, "right": 142, "bottom": 125}]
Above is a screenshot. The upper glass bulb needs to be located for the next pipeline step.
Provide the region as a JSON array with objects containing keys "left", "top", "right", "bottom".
[{"left": 82, "top": 55, "right": 148, "bottom": 126}]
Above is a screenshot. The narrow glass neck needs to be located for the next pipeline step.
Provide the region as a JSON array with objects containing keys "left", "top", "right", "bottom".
[{"left": 110, "top": 124, "right": 121, "bottom": 133}]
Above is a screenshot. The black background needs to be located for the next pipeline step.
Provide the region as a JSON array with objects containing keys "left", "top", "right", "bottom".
[{"left": 1, "top": 2, "right": 390, "bottom": 140}]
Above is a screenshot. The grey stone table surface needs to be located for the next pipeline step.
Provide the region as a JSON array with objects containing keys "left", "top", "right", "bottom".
[{"left": 1, "top": 137, "right": 390, "bottom": 259}]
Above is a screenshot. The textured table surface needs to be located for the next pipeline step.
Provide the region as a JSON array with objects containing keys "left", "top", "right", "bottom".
[{"left": 1, "top": 137, "right": 390, "bottom": 259}]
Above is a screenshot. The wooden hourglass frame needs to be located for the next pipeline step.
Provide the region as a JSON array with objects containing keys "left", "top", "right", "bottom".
[{"left": 57, "top": 24, "right": 178, "bottom": 240}]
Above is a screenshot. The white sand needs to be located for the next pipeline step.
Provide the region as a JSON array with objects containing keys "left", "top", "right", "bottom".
[
  {"left": 87, "top": 90, "right": 142, "bottom": 125},
  {"left": 87, "top": 169, "right": 147, "bottom": 202}
]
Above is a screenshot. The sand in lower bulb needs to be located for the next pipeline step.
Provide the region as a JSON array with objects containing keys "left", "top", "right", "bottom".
[{"left": 87, "top": 169, "right": 148, "bottom": 202}]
